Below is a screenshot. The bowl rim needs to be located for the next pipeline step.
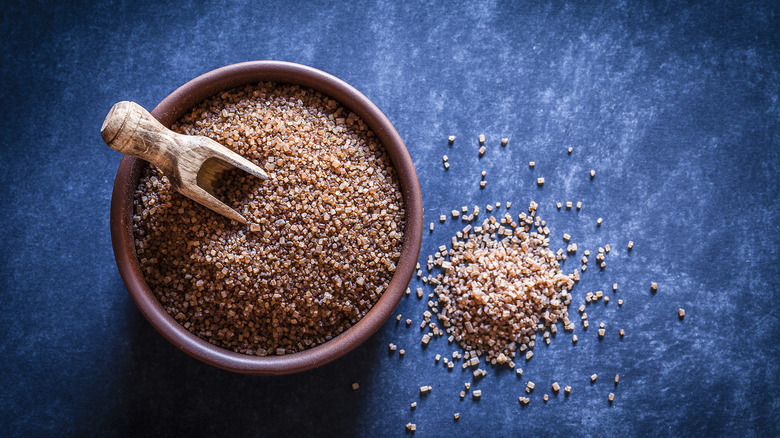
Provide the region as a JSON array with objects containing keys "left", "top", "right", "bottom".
[{"left": 110, "top": 60, "right": 423, "bottom": 375}]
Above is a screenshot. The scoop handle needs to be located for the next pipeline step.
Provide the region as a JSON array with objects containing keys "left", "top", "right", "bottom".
[{"left": 101, "top": 101, "right": 180, "bottom": 177}]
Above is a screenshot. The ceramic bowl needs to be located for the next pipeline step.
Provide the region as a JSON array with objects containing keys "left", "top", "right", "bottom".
[{"left": 110, "top": 61, "right": 422, "bottom": 375}]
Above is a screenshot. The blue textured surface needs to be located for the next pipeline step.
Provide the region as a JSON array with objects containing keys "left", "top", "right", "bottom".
[{"left": 1, "top": 1, "right": 778, "bottom": 436}]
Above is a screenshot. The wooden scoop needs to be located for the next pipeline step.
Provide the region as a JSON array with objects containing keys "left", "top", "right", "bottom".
[{"left": 101, "top": 101, "right": 268, "bottom": 224}]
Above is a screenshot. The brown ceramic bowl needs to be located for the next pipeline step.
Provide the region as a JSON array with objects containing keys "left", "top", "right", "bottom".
[{"left": 110, "top": 61, "right": 422, "bottom": 375}]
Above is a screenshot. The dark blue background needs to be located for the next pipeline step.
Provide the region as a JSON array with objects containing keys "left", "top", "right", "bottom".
[{"left": 1, "top": 1, "right": 778, "bottom": 436}]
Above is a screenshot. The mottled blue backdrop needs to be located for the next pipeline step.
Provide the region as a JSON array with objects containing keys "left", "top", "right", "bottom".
[{"left": 1, "top": 0, "right": 778, "bottom": 436}]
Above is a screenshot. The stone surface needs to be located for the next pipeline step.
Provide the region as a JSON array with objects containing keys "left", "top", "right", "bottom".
[{"left": 1, "top": 0, "right": 778, "bottom": 436}]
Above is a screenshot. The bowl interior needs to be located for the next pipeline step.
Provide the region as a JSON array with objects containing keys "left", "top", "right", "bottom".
[{"left": 111, "top": 61, "right": 422, "bottom": 375}]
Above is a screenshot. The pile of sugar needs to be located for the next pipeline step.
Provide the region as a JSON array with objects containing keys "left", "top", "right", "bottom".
[
  {"left": 133, "top": 82, "right": 405, "bottom": 356},
  {"left": 427, "top": 202, "right": 575, "bottom": 365}
]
